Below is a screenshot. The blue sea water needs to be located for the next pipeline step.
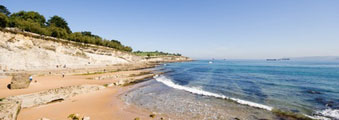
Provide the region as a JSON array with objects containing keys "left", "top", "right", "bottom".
[{"left": 153, "top": 60, "right": 339, "bottom": 119}]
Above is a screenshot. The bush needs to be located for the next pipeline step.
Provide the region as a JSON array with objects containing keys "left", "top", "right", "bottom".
[
  {"left": 9, "top": 18, "right": 50, "bottom": 35},
  {"left": 48, "top": 26, "right": 68, "bottom": 38},
  {"left": 8, "top": 11, "right": 50, "bottom": 35},
  {"left": 67, "top": 32, "right": 132, "bottom": 52},
  {"left": 0, "top": 13, "right": 9, "bottom": 28},
  {"left": 134, "top": 51, "right": 181, "bottom": 56}
]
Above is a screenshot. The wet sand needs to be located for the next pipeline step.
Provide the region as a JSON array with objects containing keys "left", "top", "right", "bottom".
[{"left": 123, "top": 80, "right": 278, "bottom": 120}]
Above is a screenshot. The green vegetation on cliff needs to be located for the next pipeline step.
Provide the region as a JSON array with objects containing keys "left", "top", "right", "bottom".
[
  {"left": 0, "top": 5, "right": 132, "bottom": 52},
  {"left": 0, "top": 5, "right": 10, "bottom": 16},
  {"left": 134, "top": 51, "right": 182, "bottom": 57},
  {"left": 0, "top": 13, "right": 9, "bottom": 28}
]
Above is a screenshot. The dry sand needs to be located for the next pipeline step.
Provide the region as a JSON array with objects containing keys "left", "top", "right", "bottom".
[
  {"left": 17, "top": 86, "right": 157, "bottom": 120},
  {"left": 0, "top": 68, "right": 165, "bottom": 120}
]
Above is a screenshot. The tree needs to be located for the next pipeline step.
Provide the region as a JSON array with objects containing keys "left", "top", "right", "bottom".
[
  {"left": 47, "top": 16, "right": 71, "bottom": 33},
  {"left": 0, "top": 5, "right": 10, "bottom": 16},
  {"left": 2, "top": 7, "right": 133, "bottom": 52},
  {"left": 81, "top": 31, "right": 92, "bottom": 36},
  {"left": 49, "top": 26, "right": 68, "bottom": 38},
  {"left": 10, "top": 11, "right": 46, "bottom": 26},
  {"left": 81, "top": 31, "right": 100, "bottom": 38},
  {"left": 0, "top": 13, "right": 9, "bottom": 28},
  {"left": 111, "top": 39, "right": 121, "bottom": 45},
  {"left": 8, "top": 11, "right": 51, "bottom": 35}
]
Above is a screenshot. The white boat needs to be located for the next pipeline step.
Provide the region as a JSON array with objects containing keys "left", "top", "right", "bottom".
[{"left": 209, "top": 61, "right": 213, "bottom": 64}]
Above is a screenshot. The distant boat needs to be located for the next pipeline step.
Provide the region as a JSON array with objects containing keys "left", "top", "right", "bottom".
[{"left": 209, "top": 61, "right": 213, "bottom": 64}]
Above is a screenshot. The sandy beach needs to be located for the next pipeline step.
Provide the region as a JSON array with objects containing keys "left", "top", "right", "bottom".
[
  {"left": 0, "top": 63, "right": 170, "bottom": 120},
  {"left": 17, "top": 85, "right": 158, "bottom": 120},
  {"left": 0, "top": 26, "right": 191, "bottom": 120}
]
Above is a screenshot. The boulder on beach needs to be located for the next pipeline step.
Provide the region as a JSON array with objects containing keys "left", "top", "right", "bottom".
[{"left": 8, "top": 73, "right": 31, "bottom": 89}]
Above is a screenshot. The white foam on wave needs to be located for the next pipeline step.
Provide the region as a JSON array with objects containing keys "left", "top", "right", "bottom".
[
  {"left": 153, "top": 75, "right": 273, "bottom": 111},
  {"left": 314, "top": 108, "right": 339, "bottom": 120}
]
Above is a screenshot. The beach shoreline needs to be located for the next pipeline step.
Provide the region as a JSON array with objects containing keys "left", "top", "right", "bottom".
[
  {"left": 0, "top": 60, "right": 190, "bottom": 120},
  {"left": 121, "top": 61, "right": 332, "bottom": 120},
  {"left": 122, "top": 76, "right": 278, "bottom": 120},
  {"left": 1, "top": 59, "right": 327, "bottom": 120}
]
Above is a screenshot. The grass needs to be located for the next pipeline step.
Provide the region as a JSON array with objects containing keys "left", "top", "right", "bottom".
[{"left": 272, "top": 109, "right": 314, "bottom": 120}]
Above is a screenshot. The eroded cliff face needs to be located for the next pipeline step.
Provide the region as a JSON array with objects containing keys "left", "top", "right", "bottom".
[
  {"left": 0, "top": 30, "right": 142, "bottom": 71},
  {"left": 0, "top": 29, "right": 191, "bottom": 72}
]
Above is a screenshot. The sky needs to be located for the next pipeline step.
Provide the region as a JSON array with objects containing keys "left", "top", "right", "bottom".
[{"left": 2, "top": 0, "right": 339, "bottom": 59}]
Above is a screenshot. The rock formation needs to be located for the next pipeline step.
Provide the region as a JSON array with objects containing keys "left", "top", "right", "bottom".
[
  {"left": 0, "top": 85, "right": 104, "bottom": 119},
  {"left": 8, "top": 73, "right": 31, "bottom": 89}
]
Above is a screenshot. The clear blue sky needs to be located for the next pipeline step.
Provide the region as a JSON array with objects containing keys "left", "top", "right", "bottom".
[{"left": 2, "top": 0, "right": 339, "bottom": 59}]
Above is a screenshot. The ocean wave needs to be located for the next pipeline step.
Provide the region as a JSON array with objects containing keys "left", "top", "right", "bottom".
[
  {"left": 314, "top": 108, "right": 339, "bottom": 120},
  {"left": 153, "top": 75, "right": 273, "bottom": 111}
]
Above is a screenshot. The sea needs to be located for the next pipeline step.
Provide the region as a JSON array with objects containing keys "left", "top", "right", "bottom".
[{"left": 123, "top": 60, "right": 339, "bottom": 120}]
